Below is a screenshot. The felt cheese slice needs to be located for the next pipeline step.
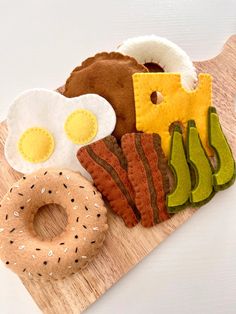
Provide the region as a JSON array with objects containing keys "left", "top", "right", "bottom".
[
  {"left": 5, "top": 89, "right": 116, "bottom": 178},
  {"left": 133, "top": 73, "right": 212, "bottom": 157},
  {"left": 117, "top": 35, "right": 197, "bottom": 90},
  {"left": 208, "top": 107, "right": 236, "bottom": 190},
  {"left": 187, "top": 120, "right": 214, "bottom": 206}
]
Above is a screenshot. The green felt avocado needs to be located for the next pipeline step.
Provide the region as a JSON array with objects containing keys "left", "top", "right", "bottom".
[
  {"left": 187, "top": 120, "right": 214, "bottom": 206},
  {"left": 167, "top": 125, "right": 191, "bottom": 213},
  {"left": 209, "top": 107, "right": 236, "bottom": 191}
]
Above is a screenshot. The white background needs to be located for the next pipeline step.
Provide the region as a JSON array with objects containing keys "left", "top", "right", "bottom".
[{"left": 0, "top": 0, "right": 236, "bottom": 313}]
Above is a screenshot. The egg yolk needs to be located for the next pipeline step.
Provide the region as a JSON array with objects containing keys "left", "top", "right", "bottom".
[
  {"left": 18, "top": 127, "right": 54, "bottom": 163},
  {"left": 64, "top": 109, "right": 98, "bottom": 144}
]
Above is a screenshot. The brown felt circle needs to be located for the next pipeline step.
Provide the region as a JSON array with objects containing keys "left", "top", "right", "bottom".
[
  {"left": 63, "top": 52, "right": 148, "bottom": 140},
  {"left": 33, "top": 204, "right": 68, "bottom": 240}
]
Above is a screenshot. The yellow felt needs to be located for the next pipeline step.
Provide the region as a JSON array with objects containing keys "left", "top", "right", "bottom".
[
  {"left": 133, "top": 73, "right": 213, "bottom": 156},
  {"left": 18, "top": 127, "right": 54, "bottom": 163},
  {"left": 64, "top": 109, "right": 98, "bottom": 144}
]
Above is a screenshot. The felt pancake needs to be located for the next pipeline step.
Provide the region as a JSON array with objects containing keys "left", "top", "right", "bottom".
[{"left": 63, "top": 52, "right": 148, "bottom": 140}]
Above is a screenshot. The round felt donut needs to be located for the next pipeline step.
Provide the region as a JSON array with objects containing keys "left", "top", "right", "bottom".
[
  {"left": 0, "top": 168, "right": 108, "bottom": 280},
  {"left": 117, "top": 35, "right": 197, "bottom": 90}
]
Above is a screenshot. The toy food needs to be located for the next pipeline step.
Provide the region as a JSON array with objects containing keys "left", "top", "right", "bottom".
[
  {"left": 121, "top": 133, "right": 170, "bottom": 227},
  {"left": 0, "top": 169, "right": 108, "bottom": 280},
  {"left": 117, "top": 35, "right": 197, "bottom": 90},
  {"left": 0, "top": 35, "right": 235, "bottom": 312},
  {"left": 132, "top": 73, "right": 212, "bottom": 156},
  {"left": 63, "top": 52, "right": 148, "bottom": 140},
  {"left": 187, "top": 120, "right": 214, "bottom": 205},
  {"left": 5, "top": 89, "right": 116, "bottom": 178},
  {"left": 167, "top": 125, "right": 191, "bottom": 213},
  {"left": 77, "top": 136, "right": 139, "bottom": 227},
  {"left": 208, "top": 107, "right": 236, "bottom": 190}
]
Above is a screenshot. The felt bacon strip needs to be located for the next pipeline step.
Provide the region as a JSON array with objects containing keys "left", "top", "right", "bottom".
[
  {"left": 77, "top": 136, "right": 140, "bottom": 227},
  {"left": 121, "top": 133, "right": 170, "bottom": 227}
]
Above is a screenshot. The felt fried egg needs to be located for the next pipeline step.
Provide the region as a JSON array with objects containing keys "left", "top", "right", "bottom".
[{"left": 5, "top": 89, "right": 116, "bottom": 178}]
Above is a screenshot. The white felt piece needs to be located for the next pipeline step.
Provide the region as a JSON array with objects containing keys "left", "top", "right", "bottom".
[
  {"left": 117, "top": 35, "right": 197, "bottom": 90},
  {"left": 5, "top": 89, "right": 116, "bottom": 179}
]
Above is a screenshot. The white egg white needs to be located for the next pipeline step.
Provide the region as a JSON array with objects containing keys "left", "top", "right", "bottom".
[{"left": 5, "top": 89, "right": 116, "bottom": 179}]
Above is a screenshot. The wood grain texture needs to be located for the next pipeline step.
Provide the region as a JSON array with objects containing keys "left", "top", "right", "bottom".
[{"left": 0, "top": 36, "right": 235, "bottom": 314}]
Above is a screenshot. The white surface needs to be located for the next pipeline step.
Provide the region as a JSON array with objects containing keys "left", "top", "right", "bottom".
[{"left": 0, "top": 1, "right": 235, "bottom": 313}]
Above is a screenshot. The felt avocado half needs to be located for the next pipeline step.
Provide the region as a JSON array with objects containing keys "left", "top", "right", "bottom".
[
  {"left": 187, "top": 120, "right": 214, "bottom": 206},
  {"left": 208, "top": 107, "right": 236, "bottom": 191},
  {"left": 167, "top": 125, "right": 191, "bottom": 213}
]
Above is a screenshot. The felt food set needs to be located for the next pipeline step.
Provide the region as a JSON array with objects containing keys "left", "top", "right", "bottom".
[{"left": 0, "top": 35, "right": 235, "bottom": 313}]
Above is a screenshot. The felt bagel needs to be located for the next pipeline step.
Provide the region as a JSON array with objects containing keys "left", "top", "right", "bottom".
[
  {"left": 117, "top": 35, "right": 197, "bottom": 90},
  {"left": 0, "top": 168, "right": 108, "bottom": 280}
]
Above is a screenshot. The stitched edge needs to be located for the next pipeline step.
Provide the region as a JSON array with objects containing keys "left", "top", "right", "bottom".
[{"left": 64, "top": 109, "right": 98, "bottom": 144}]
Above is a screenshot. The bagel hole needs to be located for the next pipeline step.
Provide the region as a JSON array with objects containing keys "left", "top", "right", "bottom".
[
  {"left": 144, "top": 62, "right": 164, "bottom": 73},
  {"left": 33, "top": 204, "right": 68, "bottom": 240},
  {"left": 150, "top": 91, "right": 164, "bottom": 105}
]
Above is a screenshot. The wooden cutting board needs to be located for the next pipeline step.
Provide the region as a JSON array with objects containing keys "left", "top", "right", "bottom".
[{"left": 0, "top": 35, "right": 235, "bottom": 314}]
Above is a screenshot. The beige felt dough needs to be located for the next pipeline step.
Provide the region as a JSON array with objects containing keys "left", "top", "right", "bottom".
[{"left": 0, "top": 168, "right": 108, "bottom": 281}]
